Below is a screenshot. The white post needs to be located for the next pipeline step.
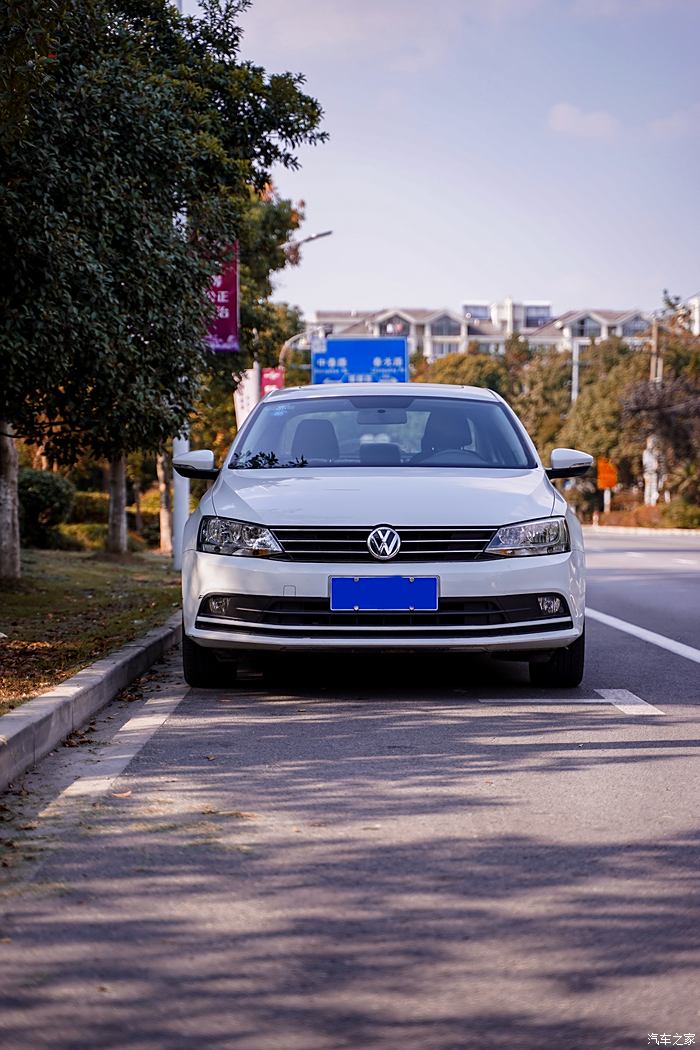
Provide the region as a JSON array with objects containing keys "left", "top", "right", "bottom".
[
  {"left": 172, "top": 434, "right": 189, "bottom": 571},
  {"left": 571, "top": 342, "right": 580, "bottom": 402}
]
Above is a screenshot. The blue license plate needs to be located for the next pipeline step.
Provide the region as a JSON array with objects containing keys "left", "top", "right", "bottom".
[{"left": 330, "top": 576, "right": 438, "bottom": 612}]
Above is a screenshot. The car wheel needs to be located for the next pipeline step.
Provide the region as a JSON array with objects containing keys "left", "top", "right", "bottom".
[
  {"left": 182, "top": 628, "right": 229, "bottom": 688},
  {"left": 529, "top": 627, "right": 585, "bottom": 688}
]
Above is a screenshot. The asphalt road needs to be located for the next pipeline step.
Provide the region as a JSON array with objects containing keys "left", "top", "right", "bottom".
[{"left": 1, "top": 529, "right": 699, "bottom": 1050}]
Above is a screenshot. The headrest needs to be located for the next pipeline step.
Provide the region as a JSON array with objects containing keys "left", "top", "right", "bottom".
[
  {"left": 421, "top": 408, "right": 473, "bottom": 454},
  {"left": 291, "top": 418, "right": 339, "bottom": 460}
]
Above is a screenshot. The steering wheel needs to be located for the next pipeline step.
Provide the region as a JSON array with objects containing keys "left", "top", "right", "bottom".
[{"left": 411, "top": 448, "right": 486, "bottom": 465}]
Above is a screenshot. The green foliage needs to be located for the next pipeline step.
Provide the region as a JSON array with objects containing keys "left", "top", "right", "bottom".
[
  {"left": 18, "top": 468, "right": 75, "bottom": 545},
  {"left": 56, "top": 523, "right": 146, "bottom": 552},
  {"left": 663, "top": 500, "right": 700, "bottom": 529},
  {"left": 512, "top": 351, "right": 572, "bottom": 460},
  {"left": 69, "top": 491, "right": 110, "bottom": 524},
  {"left": 558, "top": 349, "right": 648, "bottom": 484},
  {"left": 420, "top": 352, "right": 511, "bottom": 395},
  {"left": 0, "top": 0, "right": 326, "bottom": 465}
]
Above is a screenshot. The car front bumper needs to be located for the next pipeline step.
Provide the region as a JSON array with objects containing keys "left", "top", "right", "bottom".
[{"left": 182, "top": 548, "right": 585, "bottom": 653}]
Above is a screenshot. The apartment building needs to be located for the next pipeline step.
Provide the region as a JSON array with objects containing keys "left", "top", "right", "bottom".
[{"left": 308, "top": 299, "right": 653, "bottom": 363}]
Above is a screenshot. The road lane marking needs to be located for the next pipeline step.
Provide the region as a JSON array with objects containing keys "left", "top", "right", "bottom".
[
  {"left": 587, "top": 607, "right": 700, "bottom": 665},
  {"left": 39, "top": 687, "right": 189, "bottom": 815},
  {"left": 596, "top": 688, "right": 663, "bottom": 715},
  {"left": 478, "top": 690, "right": 661, "bottom": 714},
  {"left": 674, "top": 558, "right": 698, "bottom": 565},
  {"left": 478, "top": 697, "right": 609, "bottom": 704}
]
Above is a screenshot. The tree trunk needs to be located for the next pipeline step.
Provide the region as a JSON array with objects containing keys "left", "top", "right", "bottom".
[
  {"left": 156, "top": 450, "right": 172, "bottom": 555},
  {"left": 0, "top": 423, "right": 21, "bottom": 581},
  {"left": 107, "top": 455, "right": 128, "bottom": 554}
]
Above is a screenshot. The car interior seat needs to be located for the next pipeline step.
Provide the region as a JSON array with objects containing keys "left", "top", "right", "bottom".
[{"left": 291, "top": 418, "right": 340, "bottom": 461}]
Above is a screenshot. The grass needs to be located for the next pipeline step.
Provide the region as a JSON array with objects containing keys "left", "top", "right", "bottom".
[{"left": 0, "top": 550, "right": 180, "bottom": 715}]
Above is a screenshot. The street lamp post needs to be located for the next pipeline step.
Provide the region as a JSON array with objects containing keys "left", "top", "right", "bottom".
[{"left": 278, "top": 231, "right": 333, "bottom": 370}]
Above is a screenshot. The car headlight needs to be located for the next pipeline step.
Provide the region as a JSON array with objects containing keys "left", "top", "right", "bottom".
[
  {"left": 198, "top": 516, "right": 282, "bottom": 557},
  {"left": 485, "top": 517, "right": 570, "bottom": 557}
]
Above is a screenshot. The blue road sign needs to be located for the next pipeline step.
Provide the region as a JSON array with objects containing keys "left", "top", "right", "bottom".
[{"left": 311, "top": 337, "right": 408, "bottom": 385}]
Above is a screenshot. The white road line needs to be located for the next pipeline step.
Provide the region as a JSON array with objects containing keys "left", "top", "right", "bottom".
[
  {"left": 596, "top": 688, "right": 663, "bottom": 715},
  {"left": 674, "top": 558, "right": 698, "bottom": 566},
  {"left": 478, "top": 697, "right": 610, "bottom": 705},
  {"left": 39, "top": 687, "right": 189, "bottom": 815},
  {"left": 478, "top": 690, "right": 662, "bottom": 714},
  {"left": 587, "top": 607, "right": 700, "bottom": 665}
]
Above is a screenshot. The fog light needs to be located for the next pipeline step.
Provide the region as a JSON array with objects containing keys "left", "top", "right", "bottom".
[
  {"left": 208, "top": 596, "right": 231, "bottom": 616},
  {"left": 538, "top": 596, "right": 562, "bottom": 615}
]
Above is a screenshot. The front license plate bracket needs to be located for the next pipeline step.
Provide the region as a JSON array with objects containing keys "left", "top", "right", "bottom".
[{"left": 330, "top": 576, "right": 439, "bottom": 612}]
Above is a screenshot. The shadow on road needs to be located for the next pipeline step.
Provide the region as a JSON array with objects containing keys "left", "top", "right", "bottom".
[{"left": 1, "top": 653, "right": 698, "bottom": 1049}]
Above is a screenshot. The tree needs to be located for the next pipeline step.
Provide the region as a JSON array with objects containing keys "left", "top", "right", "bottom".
[
  {"left": 621, "top": 295, "right": 700, "bottom": 506},
  {"left": 0, "top": 0, "right": 326, "bottom": 573},
  {"left": 190, "top": 184, "right": 307, "bottom": 463},
  {"left": 512, "top": 350, "right": 572, "bottom": 461},
  {"left": 420, "top": 352, "right": 511, "bottom": 396},
  {"left": 0, "top": 0, "right": 68, "bottom": 578}
]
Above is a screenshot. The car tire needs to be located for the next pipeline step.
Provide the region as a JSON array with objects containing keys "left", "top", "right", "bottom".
[
  {"left": 529, "top": 626, "right": 585, "bottom": 688},
  {"left": 182, "top": 627, "right": 228, "bottom": 688}
]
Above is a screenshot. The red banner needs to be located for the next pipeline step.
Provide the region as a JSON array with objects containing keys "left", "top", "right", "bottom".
[
  {"left": 205, "top": 244, "right": 239, "bottom": 352},
  {"left": 261, "top": 367, "right": 285, "bottom": 397}
]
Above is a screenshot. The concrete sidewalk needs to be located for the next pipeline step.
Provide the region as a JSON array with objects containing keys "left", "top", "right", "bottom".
[{"left": 0, "top": 614, "right": 181, "bottom": 792}]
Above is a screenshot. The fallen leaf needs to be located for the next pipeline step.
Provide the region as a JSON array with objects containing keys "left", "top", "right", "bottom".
[{"left": 111, "top": 791, "right": 131, "bottom": 798}]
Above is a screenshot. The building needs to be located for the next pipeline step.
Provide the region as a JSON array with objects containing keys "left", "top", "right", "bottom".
[
  {"left": 308, "top": 300, "right": 652, "bottom": 365},
  {"left": 462, "top": 297, "right": 553, "bottom": 353},
  {"left": 312, "top": 308, "right": 468, "bottom": 361}
]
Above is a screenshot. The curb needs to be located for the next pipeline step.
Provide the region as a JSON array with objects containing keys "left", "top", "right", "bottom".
[
  {"left": 0, "top": 613, "right": 181, "bottom": 793},
  {"left": 582, "top": 525, "right": 700, "bottom": 537}
]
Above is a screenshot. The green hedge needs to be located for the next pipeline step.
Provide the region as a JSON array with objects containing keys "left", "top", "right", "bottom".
[
  {"left": 68, "top": 490, "right": 110, "bottom": 523},
  {"left": 663, "top": 500, "right": 700, "bottom": 529},
  {"left": 57, "top": 524, "right": 147, "bottom": 552},
  {"left": 19, "top": 468, "right": 75, "bottom": 547}
]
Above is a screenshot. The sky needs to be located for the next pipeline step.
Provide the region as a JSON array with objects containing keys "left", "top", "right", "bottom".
[{"left": 188, "top": 0, "right": 700, "bottom": 318}]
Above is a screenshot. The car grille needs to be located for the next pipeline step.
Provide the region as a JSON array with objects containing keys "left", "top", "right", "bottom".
[
  {"left": 270, "top": 526, "right": 499, "bottom": 562},
  {"left": 196, "top": 593, "right": 573, "bottom": 637}
]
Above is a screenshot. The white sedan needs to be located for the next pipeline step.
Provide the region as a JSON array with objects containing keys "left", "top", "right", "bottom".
[{"left": 175, "top": 383, "right": 592, "bottom": 689}]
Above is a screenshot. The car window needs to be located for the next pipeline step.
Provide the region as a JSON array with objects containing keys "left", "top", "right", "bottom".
[{"left": 229, "top": 395, "right": 535, "bottom": 469}]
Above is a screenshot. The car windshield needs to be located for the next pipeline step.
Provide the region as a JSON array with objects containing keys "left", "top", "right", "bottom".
[{"left": 229, "top": 394, "right": 536, "bottom": 469}]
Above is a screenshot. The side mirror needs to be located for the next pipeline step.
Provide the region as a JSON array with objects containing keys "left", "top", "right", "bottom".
[
  {"left": 173, "top": 450, "right": 219, "bottom": 481},
  {"left": 546, "top": 447, "right": 594, "bottom": 480}
]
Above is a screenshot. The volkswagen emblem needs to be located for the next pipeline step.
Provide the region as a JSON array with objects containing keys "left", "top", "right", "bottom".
[{"left": 367, "top": 526, "right": 401, "bottom": 561}]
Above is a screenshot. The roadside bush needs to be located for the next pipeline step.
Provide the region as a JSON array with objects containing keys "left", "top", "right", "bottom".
[
  {"left": 663, "top": 500, "right": 700, "bottom": 529},
  {"left": 68, "top": 491, "right": 110, "bottom": 523},
  {"left": 126, "top": 509, "right": 160, "bottom": 546},
  {"left": 18, "top": 468, "right": 75, "bottom": 547},
  {"left": 57, "top": 523, "right": 147, "bottom": 552}
]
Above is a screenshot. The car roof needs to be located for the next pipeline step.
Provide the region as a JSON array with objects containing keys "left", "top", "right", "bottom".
[{"left": 264, "top": 382, "right": 500, "bottom": 402}]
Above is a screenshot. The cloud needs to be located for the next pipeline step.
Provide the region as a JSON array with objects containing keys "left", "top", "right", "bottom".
[
  {"left": 547, "top": 102, "right": 620, "bottom": 139},
  {"left": 647, "top": 102, "right": 700, "bottom": 140},
  {"left": 237, "top": 0, "right": 546, "bottom": 73},
  {"left": 569, "top": 0, "right": 694, "bottom": 15}
]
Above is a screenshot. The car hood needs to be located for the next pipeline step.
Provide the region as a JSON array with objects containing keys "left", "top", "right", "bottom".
[{"left": 212, "top": 468, "right": 556, "bottom": 527}]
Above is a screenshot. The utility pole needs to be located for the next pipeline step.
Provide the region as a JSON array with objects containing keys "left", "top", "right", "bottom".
[
  {"left": 650, "top": 315, "right": 659, "bottom": 383},
  {"left": 571, "top": 343, "right": 580, "bottom": 402}
]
